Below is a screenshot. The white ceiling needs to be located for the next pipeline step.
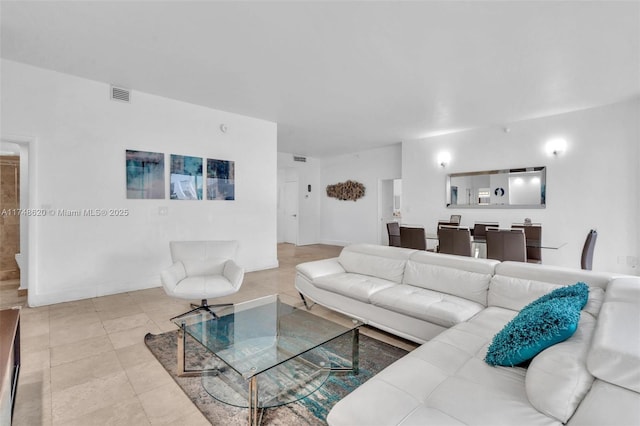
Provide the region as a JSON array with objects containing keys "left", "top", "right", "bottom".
[{"left": 2, "top": 1, "right": 639, "bottom": 158}]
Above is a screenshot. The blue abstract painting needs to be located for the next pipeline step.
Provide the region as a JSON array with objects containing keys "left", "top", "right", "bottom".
[
  {"left": 126, "top": 150, "right": 165, "bottom": 199},
  {"left": 207, "top": 158, "right": 235, "bottom": 200},
  {"left": 170, "top": 154, "right": 203, "bottom": 200}
]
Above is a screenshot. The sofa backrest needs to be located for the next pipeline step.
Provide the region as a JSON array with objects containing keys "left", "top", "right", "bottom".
[
  {"left": 494, "top": 262, "right": 613, "bottom": 289},
  {"left": 338, "top": 244, "right": 416, "bottom": 283},
  {"left": 403, "top": 251, "right": 499, "bottom": 305},
  {"left": 488, "top": 261, "right": 615, "bottom": 316}
]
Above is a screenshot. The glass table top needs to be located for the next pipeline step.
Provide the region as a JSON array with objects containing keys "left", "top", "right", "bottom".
[{"left": 172, "top": 295, "right": 360, "bottom": 380}]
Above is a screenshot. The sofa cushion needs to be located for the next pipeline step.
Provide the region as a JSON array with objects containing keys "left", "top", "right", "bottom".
[
  {"left": 326, "top": 368, "right": 465, "bottom": 426},
  {"left": 328, "top": 307, "right": 560, "bottom": 426},
  {"left": 526, "top": 313, "right": 596, "bottom": 423},
  {"left": 313, "top": 272, "right": 396, "bottom": 303},
  {"left": 488, "top": 274, "right": 604, "bottom": 317},
  {"left": 566, "top": 380, "right": 640, "bottom": 426},
  {"left": 403, "top": 257, "right": 493, "bottom": 305},
  {"left": 485, "top": 286, "right": 586, "bottom": 366},
  {"left": 338, "top": 245, "right": 413, "bottom": 283},
  {"left": 370, "top": 285, "right": 485, "bottom": 328}
]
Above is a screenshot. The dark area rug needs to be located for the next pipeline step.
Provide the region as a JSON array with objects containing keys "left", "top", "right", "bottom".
[{"left": 145, "top": 329, "right": 408, "bottom": 425}]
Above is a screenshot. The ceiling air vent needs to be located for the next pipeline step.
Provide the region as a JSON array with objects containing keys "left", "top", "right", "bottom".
[
  {"left": 293, "top": 155, "right": 307, "bottom": 162},
  {"left": 110, "top": 85, "right": 131, "bottom": 103}
]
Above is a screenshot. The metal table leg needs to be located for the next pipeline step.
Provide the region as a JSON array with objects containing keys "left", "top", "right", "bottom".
[
  {"left": 352, "top": 327, "right": 359, "bottom": 375},
  {"left": 248, "top": 376, "right": 259, "bottom": 426},
  {"left": 177, "top": 323, "right": 203, "bottom": 377}
]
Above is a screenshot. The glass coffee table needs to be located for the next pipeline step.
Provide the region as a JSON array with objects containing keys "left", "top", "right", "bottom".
[{"left": 172, "top": 295, "right": 360, "bottom": 425}]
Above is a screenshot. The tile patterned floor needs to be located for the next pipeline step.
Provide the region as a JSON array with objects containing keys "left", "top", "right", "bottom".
[{"left": 2, "top": 244, "right": 417, "bottom": 425}]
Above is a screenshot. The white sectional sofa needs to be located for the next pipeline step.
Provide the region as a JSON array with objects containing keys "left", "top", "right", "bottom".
[{"left": 294, "top": 244, "right": 640, "bottom": 426}]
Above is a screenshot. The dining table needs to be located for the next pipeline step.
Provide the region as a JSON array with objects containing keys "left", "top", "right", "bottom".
[{"left": 425, "top": 233, "right": 567, "bottom": 258}]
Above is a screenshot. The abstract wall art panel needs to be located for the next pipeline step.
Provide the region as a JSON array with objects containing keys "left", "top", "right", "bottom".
[
  {"left": 170, "top": 154, "right": 203, "bottom": 200},
  {"left": 207, "top": 159, "right": 235, "bottom": 200},
  {"left": 126, "top": 150, "right": 165, "bottom": 199}
]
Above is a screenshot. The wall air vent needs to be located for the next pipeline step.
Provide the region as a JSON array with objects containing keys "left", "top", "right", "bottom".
[
  {"left": 110, "top": 85, "right": 131, "bottom": 103},
  {"left": 293, "top": 155, "right": 307, "bottom": 162}
]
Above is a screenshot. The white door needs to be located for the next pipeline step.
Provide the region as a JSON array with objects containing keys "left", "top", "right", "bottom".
[{"left": 283, "top": 180, "right": 298, "bottom": 245}]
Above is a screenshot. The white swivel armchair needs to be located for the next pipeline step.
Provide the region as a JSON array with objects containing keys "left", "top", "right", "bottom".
[{"left": 161, "top": 240, "right": 245, "bottom": 319}]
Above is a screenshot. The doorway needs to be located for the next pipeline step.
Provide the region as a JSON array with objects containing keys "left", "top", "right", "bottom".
[
  {"left": 378, "top": 178, "right": 402, "bottom": 245},
  {"left": 0, "top": 149, "right": 20, "bottom": 281},
  {"left": 1, "top": 136, "right": 34, "bottom": 298},
  {"left": 277, "top": 168, "right": 299, "bottom": 245},
  {"left": 283, "top": 181, "right": 299, "bottom": 245}
]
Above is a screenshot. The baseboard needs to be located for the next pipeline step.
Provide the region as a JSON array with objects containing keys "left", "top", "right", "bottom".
[
  {"left": 27, "top": 277, "right": 161, "bottom": 307},
  {"left": 245, "top": 260, "right": 279, "bottom": 272}
]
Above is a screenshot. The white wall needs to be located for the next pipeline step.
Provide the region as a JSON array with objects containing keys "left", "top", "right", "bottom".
[
  {"left": 402, "top": 99, "right": 640, "bottom": 274},
  {"left": 1, "top": 60, "right": 278, "bottom": 306},
  {"left": 320, "top": 144, "right": 402, "bottom": 246},
  {"left": 277, "top": 153, "right": 322, "bottom": 245}
]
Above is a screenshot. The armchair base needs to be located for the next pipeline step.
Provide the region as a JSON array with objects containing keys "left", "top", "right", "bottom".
[{"left": 170, "top": 299, "right": 233, "bottom": 321}]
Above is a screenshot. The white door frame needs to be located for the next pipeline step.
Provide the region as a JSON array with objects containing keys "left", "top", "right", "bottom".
[{"left": 1, "top": 135, "right": 37, "bottom": 299}]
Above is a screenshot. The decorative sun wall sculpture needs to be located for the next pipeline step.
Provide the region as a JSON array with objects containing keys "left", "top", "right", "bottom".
[{"left": 326, "top": 180, "right": 366, "bottom": 201}]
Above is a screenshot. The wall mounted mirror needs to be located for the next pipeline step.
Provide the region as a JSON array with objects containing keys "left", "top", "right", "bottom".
[{"left": 446, "top": 167, "right": 546, "bottom": 209}]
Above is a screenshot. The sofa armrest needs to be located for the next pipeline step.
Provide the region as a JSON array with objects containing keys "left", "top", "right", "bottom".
[
  {"left": 161, "top": 261, "right": 187, "bottom": 291},
  {"left": 223, "top": 260, "right": 245, "bottom": 290},
  {"left": 296, "top": 257, "right": 345, "bottom": 282}
]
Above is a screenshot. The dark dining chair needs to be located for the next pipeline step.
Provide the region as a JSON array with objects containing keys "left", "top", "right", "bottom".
[
  {"left": 387, "top": 222, "right": 401, "bottom": 247},
  {"left": 400, "top": 226, "right": 426, "bottom": 250},
  {"left": 438, "top": 226, "right": 472, "bottom": 257},
  {"left": 512, "top": 224, "right": 542, "bottom": 264},
  {"left": 438, "top": 220, "right": 456, "bottom": 228},
  {"left": 486, "top": 228, "right": 527, "bottom": 262},
  {"left": 581, "top": 229, "right": 598, "bottom": 270},
  {"left": 472, "top": 222, "right": 499, "bottom": 239},
  {"left": 436, "top": 221, "right": 457, "bottom": 252}
]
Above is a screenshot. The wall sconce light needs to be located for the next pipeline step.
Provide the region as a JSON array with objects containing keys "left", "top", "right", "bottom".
[
  {"left": 437, "top": 151, "right": 451, "bottom": 168},
  {"left": 545, "top": 138, "right": 567, "bottom": 156}
]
